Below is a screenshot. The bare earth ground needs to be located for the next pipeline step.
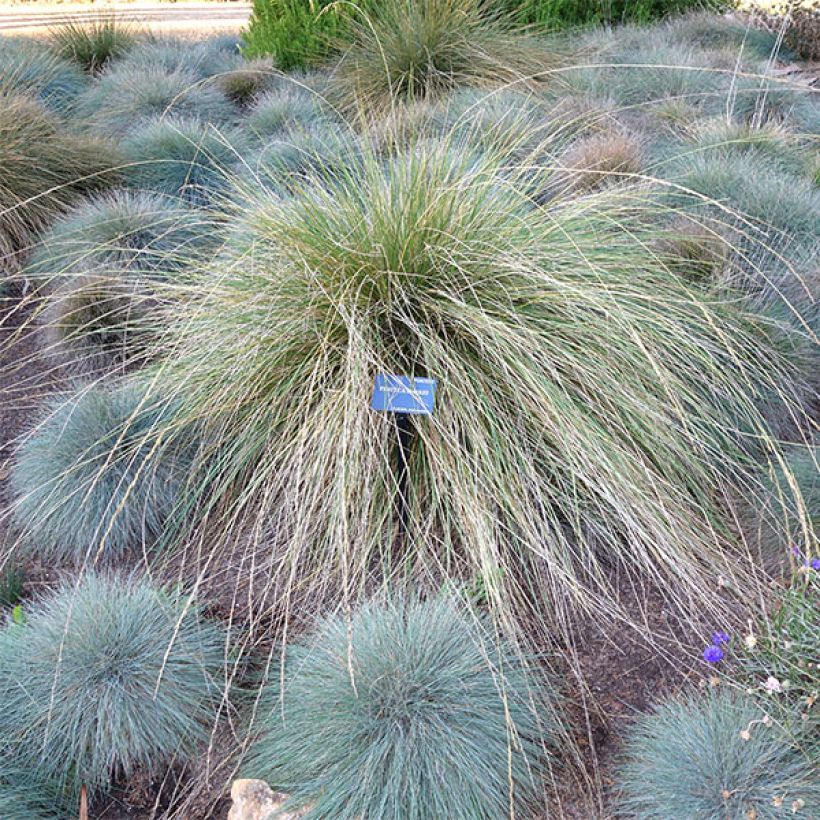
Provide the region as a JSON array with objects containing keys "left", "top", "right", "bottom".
[{"left": 0, "top": 0, "right": 250, "bottom": 37}]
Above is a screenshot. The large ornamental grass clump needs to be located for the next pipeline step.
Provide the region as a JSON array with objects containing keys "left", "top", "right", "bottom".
[
  {"left": 247, "top": 596, "right": 559, "bottom": 819},
  {"left": 11, "top": 383, "right": 195, "bottom": 563},
  {"left": 617, "top": 689, "right": 819, "bottom": 818},
  {"left": 328, "top": 0, "right": 561, "bottom": 116},
  {"left": 0, "top": 573, "right": 227, "bottom": 799},
  {"left": 27, "top": 190, "right": 217, "bottom": 372},
  {"left": 146, "top": 135, "right": 800, "bottom": 637},
  {"left": 0, "top": 93, "right": 120, "bottom": 270}
]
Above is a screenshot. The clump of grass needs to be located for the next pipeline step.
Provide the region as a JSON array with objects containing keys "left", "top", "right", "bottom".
[
  {"left": 664, "top": 11, "right": 791, "bottom": 62},
  {"left": 241, "top": 123, "right": 362, "bottom": 194},
  {"left": 662, "top": 152, "right": 819, "bottom": 286},
  {"left": 714, "top": 71, "right": 819, "bottom": 132},
  {"left": 26, "top": 190, "right": 217, "bottom": 373},
  {"left": 0, "top": 756, "right": 68, "bottom": 820},
  {"left": 71, "top": 66, "right": 235, "bottom": 136},
  {"left": 0, "top": 572, "right": 227, "bottom": 800},
  {"left": 11, "top": 383, "right": 196, "bottom": 563},
  {"left": 740, "top": 443, "right": 819, "bottom": 567},
  {"left": 0, "top": 36, "right": 87, "bottom": 113},
  {"left": 328, "top": 0, "right": 560, "bottom": 116},
  {"left": 215, "top": 58, "right": 280, "bottom": 107},
  {"left": 617, "top": 689, "right": 818, "bottom": 818},
  {"left": 0, "top": 93, "right": 120, "bottom": 270},
  {"left": 555, "top": 128, "right": 646, "bottom": 193},
  {"left": 246, "top": 87, "right": 326, "bottom": 142},
  {"left": 247, "top": 595, "right": 559, "bottom": 819},
  {"left": 122, "top": 117, "right": 244, "bottom": 206},
  {"left": 680, "top": 119, "right": 813, "bottom": 179},
  {"left": 113, "top": 36, "right": 241, "bottom": 81},
  {"left": 146, "top": 139, "right": 800, "bottom": 640},
  {"left": 564, "top": 42, "right": 723, "bottom": 109},
  {"left": 49, "top": 15, "right": 138, "bottom": 73}
]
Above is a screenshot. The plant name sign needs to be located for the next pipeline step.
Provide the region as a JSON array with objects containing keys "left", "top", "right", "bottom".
[{"left": 370, "top": 375, "right": 437, "bottom": 415}]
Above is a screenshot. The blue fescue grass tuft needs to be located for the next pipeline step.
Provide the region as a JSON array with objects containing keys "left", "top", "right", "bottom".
[
  {"left": 617, "top": 688, "right": 819, "bottom": 818},
  {"left": 0, "top": 36, "right": 87, "bottom": 113},
  {"left": 26, "top": 190, "right": 218, "bottom": 373},
  {"left": 247, "top": 595, "right": 560, "bottom": 819},
  {"left": 0, "top": 572, "right": 227, "bottom": 800},
  {"left": 11, "top": 383, "right": 196, "bottom": 563},
  {"left": 122, "top": 117, "right": 246, "bottom": 206},
  {"left": 113, "top": 36, "right": 241, "bottom": 80},
  {"left": 71, "top": 66, "right": 235, "bottom": 136}
]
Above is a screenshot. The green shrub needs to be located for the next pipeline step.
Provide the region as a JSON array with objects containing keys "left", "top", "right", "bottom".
[
  {"left": 0, "top": 36, "right": 87, "bottom": 112},
  {"left": 328, "top": 0, "right": 561, "bottom": 115},
  {"left": 0, "top": 94, "right": 120, "bottom": 270},
  {"left": 0, "top": 572, "right": 226, "bottom": 799},
  {"left": 49, "top": 15, "right": 138, "bottom": 73},
  {"left": 122, "top": 116, "right": 245, "bottom": 206},
  {"left": 617, "top": 689, "right": 819, "bottom": 818},
  {"left": 247, "top": 596, "right": 559, "bottom": 819},
  {"left": 26, "top": 190, "right": 217, "bottom": 373},
  {"left": 11, "top": 383, "right": 195, "bottom": 562},
  {"left": 242, "top": 0, "right": 359, "bottom": 70},
  {"left": 72, "top": 66, "right": 235, "bottom": 136},
  {"left": 498, "top": 0, "right": 727, "bottom": 30},
  {"left": 146, "top": 138, "right": 798, "bottom": 637}
]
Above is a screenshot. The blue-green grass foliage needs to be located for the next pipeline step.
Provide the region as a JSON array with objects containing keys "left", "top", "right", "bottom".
[
  {"left": 11, "top": 383, "right": 196, "bottom": 562},
  {"left": 247, "top": 595, "right": 559, "bottom": 819},
  {"left": 617, "top": 689, "right": 819, "bottom": 818},
  {"left": 0, "top": 573, "right": 227, "bottom": 799},
  {"left": 122, "top": 116, "right": 245, "bottom": 206},
  {"left": 0, "top": 36, "right": 87, "bottom": 113},
  {"left": 71, "top": 65, "right": 235, "bottom": 136},
  {"left": 27, "top": 190, "right": 217, "bottom": 371}
]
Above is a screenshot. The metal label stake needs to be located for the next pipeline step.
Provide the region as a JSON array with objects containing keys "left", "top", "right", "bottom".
[{"left": 370, "top": 375, "right": 437, "bottom": 543}]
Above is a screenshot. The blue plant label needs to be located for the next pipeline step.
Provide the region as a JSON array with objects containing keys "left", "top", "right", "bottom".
[{"left": 371, "top": 375, "right": 437, "bottom": 415}]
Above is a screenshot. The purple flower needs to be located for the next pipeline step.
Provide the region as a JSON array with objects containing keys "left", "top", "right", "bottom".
[
  {"left": 792, "top": 546, "right": 802, "bottom": 557},
  {"left": 811, "top": 558, "right": 820, "bottom": 571},
  {"left": 712, "top": 631, "right": 730, "bottom": 645},
  {"left": 703, "top": 645, "right": 724, "bottom": 663}
]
